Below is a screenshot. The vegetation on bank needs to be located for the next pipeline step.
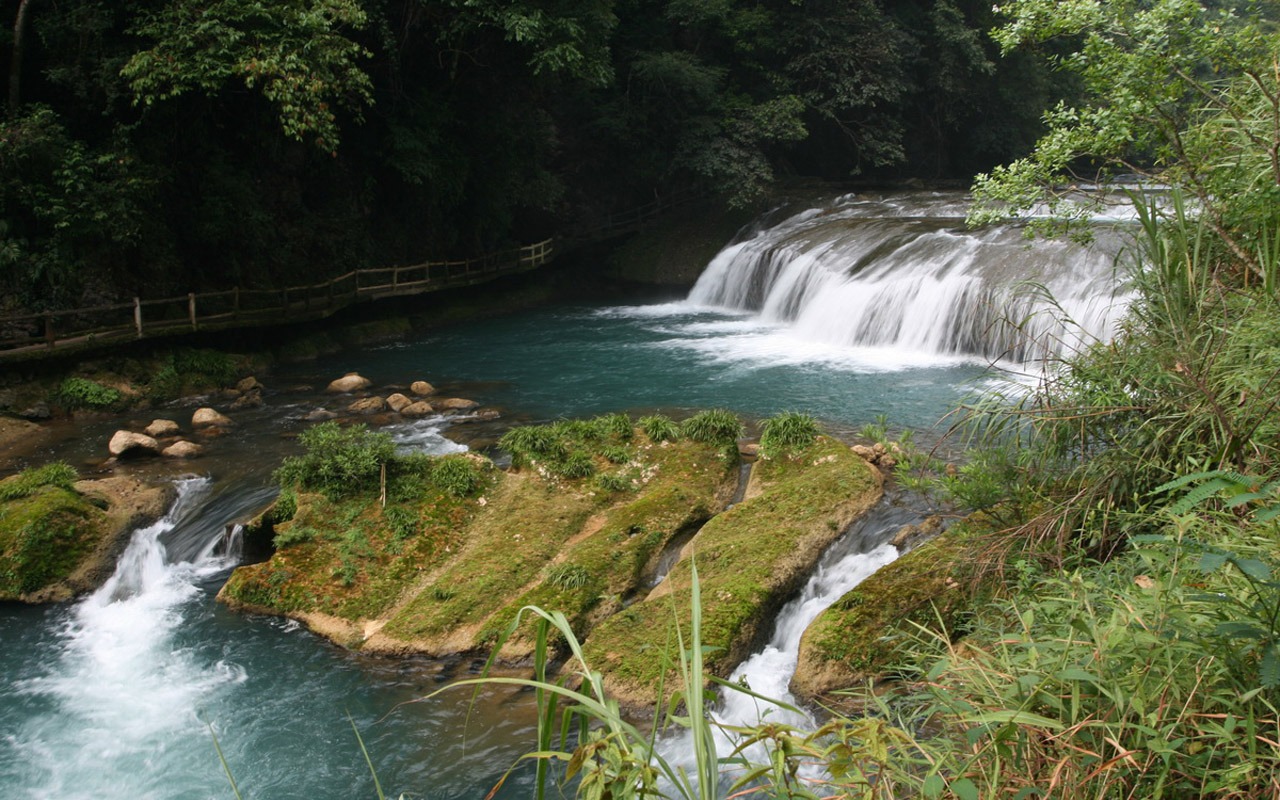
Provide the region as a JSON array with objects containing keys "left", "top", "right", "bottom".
[{"left": 441, "top": 2, "right": 1280, "bottom": 798}]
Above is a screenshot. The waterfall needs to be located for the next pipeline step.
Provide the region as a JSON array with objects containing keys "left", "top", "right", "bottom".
[
  {"left": 687, "top": 193, "right": 1133, "bottom": 365},
  {"left": 4, "top": 477, "right": 249, "bottom": 800}
]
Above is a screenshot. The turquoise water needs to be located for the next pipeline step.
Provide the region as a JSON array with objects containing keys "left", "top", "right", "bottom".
[
  {"left": 0, "top": 299, "right": 992, "bottom": 800},
  {"left": 284, "top": 302, "right": 989, "bottom": 436}
]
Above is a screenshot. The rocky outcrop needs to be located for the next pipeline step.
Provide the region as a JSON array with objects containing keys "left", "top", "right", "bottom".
[
  {"left": 327, "top": 373, "right": 372, "bottom": 393},
  {"left": 108, "top": 430, "right": 160, "bottom": 458}
]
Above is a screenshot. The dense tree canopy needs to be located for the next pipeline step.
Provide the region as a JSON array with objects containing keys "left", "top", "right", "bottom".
[{"left": 0, "top": 0, "right": 1062, "bottom": 310}]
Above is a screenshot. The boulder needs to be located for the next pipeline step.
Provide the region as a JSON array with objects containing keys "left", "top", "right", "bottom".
[
  {"left": 348, "top": 396, "right": 387, "bottom": 414},
  {"left": 236, "top": 376, "right": 263, "bottom": 393},
  {"left": 410, "top": 380, "right": 436, "bottom": 397},
  {"left": 162, "top": 440, "right": 202, "bottom": 459},
  {"left": 219, "top": 388, "right": 242, "bottom": 401},
  {"left": 304, "top": 408, "right": 339, "bottom": 423},
  {"left": 192, "top": 408, "right": 233, "bottom": 427},
  {"left": 435, "top": 397, "right": 479, "bottom": 411},
  {"left": 327, "top": 373, "right": 372, "bottom": 393},
  {"left": 385, "top": 393, "right": 412, "bottom": 413},
  {"left": 144, "top": 419, "right": 180, "bottom": 438},
  {"left": 851, "top": 444, "right": 875, "bottom": 461},
  {"left": 400, "top": 401, "right": 435, "bottom": 417},
  {"left": 108, "top": 430, "right": 160, "bottom": 458}
]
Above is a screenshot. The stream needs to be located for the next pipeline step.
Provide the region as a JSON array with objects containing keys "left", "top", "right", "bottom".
[{"left": 0, "top": 191, "right": 1130, "bottom": 798}]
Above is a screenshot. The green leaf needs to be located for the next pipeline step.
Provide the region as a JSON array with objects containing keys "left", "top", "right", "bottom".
[
  {"left": 1198, "top": 552, "right": 1229, "bottom": 573},
  {"left": 951, "top": 777, "right": 979, "bottom": 800},
  {"left": 922, "top": 774, "right": 945, "bottom": 798}
]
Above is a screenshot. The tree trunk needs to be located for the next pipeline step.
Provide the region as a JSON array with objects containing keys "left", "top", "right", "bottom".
[{"left": 9, "top": 0, "right": 33, "bottom": 117}]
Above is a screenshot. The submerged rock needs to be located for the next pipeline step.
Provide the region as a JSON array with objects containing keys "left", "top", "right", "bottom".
[
  {"left": 304, "top": 408, "right": 338, "bottom": 423},
  {"left": 435, "top": 397, "right": 479, "bottom": 411}
]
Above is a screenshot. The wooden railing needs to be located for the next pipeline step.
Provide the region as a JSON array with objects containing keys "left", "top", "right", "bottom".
[{"left": 0, "top": 189, "right": 702, "bottom": 360}]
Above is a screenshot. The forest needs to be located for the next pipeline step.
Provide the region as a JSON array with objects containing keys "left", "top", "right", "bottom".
[{"left": 0, "top": 0, "right": 1058, "bottom": 311}]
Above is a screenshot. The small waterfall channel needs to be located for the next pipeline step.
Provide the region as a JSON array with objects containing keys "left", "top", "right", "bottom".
[
  {"left": 688, "top": 192, "right": 1133, "bottom": 365},
  {"left": 658, "top": 501, "right": 919, "bottom": 789}
]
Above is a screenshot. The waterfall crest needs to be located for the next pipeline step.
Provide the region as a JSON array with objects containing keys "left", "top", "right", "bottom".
[{"left": 687, "top": 192, "right": 1132, "bottom": 365}]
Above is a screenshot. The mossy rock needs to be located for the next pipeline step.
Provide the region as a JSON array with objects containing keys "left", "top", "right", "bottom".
[
  {"left": 790, "top": 522, "right": 993, "bottom": 703},
  {"left": 582, "top": 437, "right": 883, "bottom": 710},
  {"left": 0, "top": 486, "right": 106, "bottom": 599},
  {"left": 218, "top": 429, "right": 739, "bottom": 656},
  {"left": 0, "top": 473, "right": 171, "bottom": 602}
]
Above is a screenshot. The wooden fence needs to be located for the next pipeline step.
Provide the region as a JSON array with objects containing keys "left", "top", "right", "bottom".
[
  {"left": 0, "top": 187, "right": 702, "bottom": 361},
  {"left": 0, "top": 240, "right": 554, "bottom": 359}
]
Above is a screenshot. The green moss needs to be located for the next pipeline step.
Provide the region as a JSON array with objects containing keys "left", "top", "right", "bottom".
[
  {"left": 0, "top": 485, "right": 105, "bottom": 598},
  {"left": 582, "top": 437, "right": 881, "bottom": 703}
]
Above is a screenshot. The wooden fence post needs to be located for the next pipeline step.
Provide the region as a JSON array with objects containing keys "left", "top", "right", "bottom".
[
  {"left": 133, "top": 297, "right": 142, "bottom": 338},
  {"left": 233, "top": 286, "right": 240, "bottom": 317},
  {"left": 43, "top": 314, "right": 53, "bottom": 349}
]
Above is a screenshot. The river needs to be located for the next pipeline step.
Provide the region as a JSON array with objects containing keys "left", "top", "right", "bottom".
[{"left": 0, "top": 191, "right": 1130, "bottom": 799}]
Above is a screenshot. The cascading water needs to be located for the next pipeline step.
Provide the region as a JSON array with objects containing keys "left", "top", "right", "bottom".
[
  {"left": 4, "top": 477, "right": 250, "bottom": 800},
  {"left": 688, "top": 192, "right": 1133, "bottom": 365}
]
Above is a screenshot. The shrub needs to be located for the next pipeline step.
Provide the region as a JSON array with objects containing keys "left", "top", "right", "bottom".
[
  {"left": 172, "top": 347, "right": 237, "bottom": 386},
  {"left": 758, "top": 411, "right": 819, "bottom": 458},
  {"left": 545, "top": 563, "right": 591, "bottom": 590},
  {"left": 266, "top": 488, "right": 297, "bottom": 524},
  {"left": 499, "top": 425, "right": 566, "bottom": 468},
  {"left": 55, "top": 377, "right": 121, "bottom": 409},
  {"left": 639, "top": 414, "right": 680, "bottom": 442},
  {"left": 556, "top": 450, "right": 596, "bottom": 479},
  {"left": 0, "top": 462, "right": 78, "bottom": 501},
  {"left": 595, "top": 472, "right": 631, "bottom": 493},
  {"left": 274, "top": 422, "right": 395, "bottom": 499},
  {"left": 430, "top": 455, "right": 486, "bottom": 498},
  {"left": 680, "top": 409, "right": 744, "bottom": 445}
]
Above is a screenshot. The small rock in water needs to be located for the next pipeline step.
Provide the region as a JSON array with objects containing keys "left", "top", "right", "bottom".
[
  {"left": 348, "top": 396, "right": 387, "bottom": 414},
  {"left": 400, "top": 401, "right": 434, "bottom": 417},
  {"left": 410, "top": 380, "right": 435, "bottom": 397},
  {"left": 108, "top": 430, "right": 160, "bottom": 458},
  {"left": 192, "top": 407, "right": 233, "bottom": 427},
  {"left": 386, "top": 393, "right": 412, "bottom": 413},
  {"left": 230, "top": 392, "right": 262, "bottom": 411},
  {"left": 435, "top": 397, "right": 479, "bottom": 411},
  {"left": 162, "top": 440, "right": 202, "bottom": 459},
  {"left": 304, "top": 408, "right": 338, "bottom": 422},
  {"left": 452, "top": 409, "right": 501, "bottom": 424},
  {"left": 144, "top": 419, "right": 180, "bottom": 437},
  {"left": 236, "top": 376, "right": 263, "bottom": 393},
  {"left": 219, "top": 388, "right": 242, "bottom": 400},
  {"left": 18, "top": 402, "right": 50, "bottom": 421},
  {"left": 327, "top": 373, "right": 372, "bottom": 393}
]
